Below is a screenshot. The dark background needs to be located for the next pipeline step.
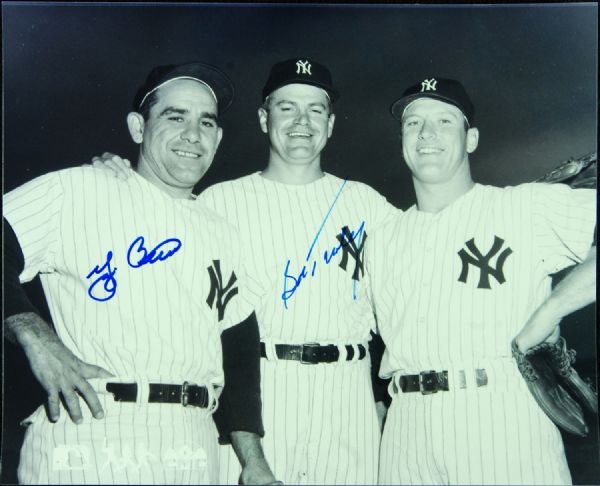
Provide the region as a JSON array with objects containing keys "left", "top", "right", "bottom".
[{"left": 2, "top": 2, "right": 598, "bottom": 484}]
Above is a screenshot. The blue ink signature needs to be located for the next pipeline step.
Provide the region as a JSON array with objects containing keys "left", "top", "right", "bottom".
[
  {"left": 281, "top": 179, "right": 366, "bottom": 308},
  {"left": 86, "top": 236, "right": 182, "bottom": 302},
  {"left": 323, "top": 221, "right": 366, "bottom": 265},
  {"left": 86, "top": 251, "right": 117, "bottom": 302},
  {"left": 127, "top": 236, "right": 182, "bottom": 268}
]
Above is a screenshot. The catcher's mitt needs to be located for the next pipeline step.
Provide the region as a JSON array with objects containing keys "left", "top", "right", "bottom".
[{"left": 512, "top": 337, "right": 598, "bottom": 437}]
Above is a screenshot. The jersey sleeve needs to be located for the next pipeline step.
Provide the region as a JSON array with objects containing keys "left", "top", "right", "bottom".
[
  {"left": 531, "top": 183, "right": 596, "bottom": 274},
  {"left": 3, "top": 172, "right": 64, "bottom": 282},
  {"left": 365, "top": 214, "right": 393, "bottom": 333},
  {"left": 361, "top": 183, "right": 401, "bottom": 233},
  {"left": 213, "top": 225, "right": 256, "bottom": 332}
]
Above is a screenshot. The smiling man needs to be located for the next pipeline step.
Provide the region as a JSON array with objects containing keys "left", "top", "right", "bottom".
[
  {"left": 90, "top": 58, "right": 399, "bottom": 485},
  {"left": 256, "top": 81, "right": 335, "bottom": 182},
  {"left": 3, "top": 62, "right": 277, "bottom": 485},
  {"left": 201, "top": 58, "right": 399, "bottom": 486},
  {"left": 369, "top": 77, "right": 596, "bottom": 485}
]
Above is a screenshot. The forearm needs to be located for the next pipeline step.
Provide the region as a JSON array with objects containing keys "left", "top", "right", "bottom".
[
  {"left": 5, "top": 311, "right": 56, "bottom": 348},
  {"left": 540, "top": 246, "right": 596, "bottom": 322},
  {"left": 230, "top": 430, "right": 268, "bottom": 468},
  {"left": 230, "top": 431, "right": 276, "bottom": 485},
  {"left": 515, "top": 246, "right": 596, "bottom": 351}
]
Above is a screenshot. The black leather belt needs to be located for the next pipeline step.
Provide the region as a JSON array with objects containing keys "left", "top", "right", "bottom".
[
  {"left": 395, "top": 369, "right": 488, "bottom": 394},
  {"left": 106, "top": 382, "right": 208, "bottom": 407},
  {"left": 260, "top": 342, "right": 366, "bottom": 364}
]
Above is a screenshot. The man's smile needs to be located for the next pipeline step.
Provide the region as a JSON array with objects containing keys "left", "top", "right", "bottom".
[
  {"left": 417, "top": 146, "right": 444, "bottom": 155},
  {"left": 172, "top": 149, "right": 201, "bottom": 158},
  {"left": 287, "top": 131, "right": 313, "bottom": 138}
]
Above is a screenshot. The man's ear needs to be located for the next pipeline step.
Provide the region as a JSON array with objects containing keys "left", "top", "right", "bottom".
[
  {"left": 216, "top": 127, "right": 223, "bottom": 151},
  {"left": 258, "top": 108, "right": 268, "bottom": 134},
  {"left": 127, "top": 112, "right": 145, "bottom": 144},
  {"left": 466, "top": 127, "right": 479, "bottom": 154},
  {"left": 327, "top": 113, "right": 336, "bottom": 138}
]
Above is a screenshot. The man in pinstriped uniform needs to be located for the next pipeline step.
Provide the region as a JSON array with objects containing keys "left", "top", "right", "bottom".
[
  {"left": 369, "top": 77, "right": 596, "bottom": 485},
  {"left": 204, "top": 59, "right": 399, "bottom": 485},
  {"left": 89, "top": 58, "right": 399, "bottom": 485},
  {"left": 3, "top": 62, "right": 279, "bottom": 484}
]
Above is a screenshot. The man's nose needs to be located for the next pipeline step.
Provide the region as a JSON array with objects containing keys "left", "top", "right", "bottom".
[
  {"left": 181, "top": 123, "right": 201, "bottom": 143},
  {"left": 293, "top": 110, "right": 309, "bottom": 125},
  {"left": 418, "top": 120, "right": 436, "bottom": 140}
]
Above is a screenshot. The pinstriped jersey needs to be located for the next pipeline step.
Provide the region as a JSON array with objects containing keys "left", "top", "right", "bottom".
[
  {"left": 368, "top": 183, "right": 596, "bottom": 377},
  {"left": 200, "top": 172, "right": 399, "bottom": 344},
  {"left": 3, "top": 167, "right": 253, "bottom": 389}
]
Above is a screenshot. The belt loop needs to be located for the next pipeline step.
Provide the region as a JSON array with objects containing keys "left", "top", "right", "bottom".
[
  {"left": 263, "top": 339, "right": 278, "bottom": 361},
  {"left": 392, "top": 373, "right": 401, "bottom": 395},
  {"left": 475, "top": 368, "right": 488, "bottom": 387},
  {"left": 136, "top": 376, "right": 150, "bottom": 409},
  {"left": 206, "top": 384, "right": 219, "bottom": 416},
  {"left": 455, "top": 369, "right": 467, "bottom": 390},
  {"left": 462, "top": 368, "right": 475, "bottom": 389},
  {"left": 337, "top": 344, "right": 348, "bottom": 362}
]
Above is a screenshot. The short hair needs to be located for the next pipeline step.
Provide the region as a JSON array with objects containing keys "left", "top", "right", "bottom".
[{"left": 138, "top": 90, "right": 160, "bottom": 121}]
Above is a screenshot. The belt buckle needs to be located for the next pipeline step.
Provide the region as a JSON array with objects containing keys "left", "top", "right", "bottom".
[
  {"left": 300, "top": 343, "right": 320, "bottom": 364},
  {"left": 419, "top": 370, "right": 439, "bottom": 395},
  {"left": 181, "top": 381, "right": 190, "bottom": 407}
]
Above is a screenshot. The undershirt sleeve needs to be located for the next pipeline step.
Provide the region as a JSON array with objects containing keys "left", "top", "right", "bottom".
[
  {"left": 213, "top": 311, "right": 264, "bottom": 444},
  {"left": 3, "top": 217, "right": 38, "bottom": 319}
]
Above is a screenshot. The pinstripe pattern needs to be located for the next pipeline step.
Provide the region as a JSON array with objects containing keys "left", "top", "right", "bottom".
[
  {"left": 370, "top": 182, "right": 595, "bottom": 485},
  {"left": 4, "top": 167, "right": 253, "bottom": 484},
  {"left": 18, "top": 397, "right": 220, "bottom": 485},
  {"left": 200, "top": 172, "right": 398, "bottom": 484},
  {"left": 379, "top": 381, "right": 571, "bottom": 485}
]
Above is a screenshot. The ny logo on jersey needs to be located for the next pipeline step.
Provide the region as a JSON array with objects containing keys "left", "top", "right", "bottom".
[
  {"left": 336, "top": 225, "right": 367, "bottom": 281},
  {"left": 296, "top": 60, "right": 312, "bottom": 75},
  {"left": 420, "top": 78, "right": 438, "bottom": 92},
  {"left": 206, "top": 260, "right": 238, "bottom": 321},
  {"left": 457, "top": 236, "right": 513, "bottom": 289}
]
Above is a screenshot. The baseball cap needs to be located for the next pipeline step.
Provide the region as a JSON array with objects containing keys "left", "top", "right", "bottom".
[
  {"left": 132, "top": 62, "right": 235, "bottom": 114},
  {"left": 390, "top": 77, "right": 475, "bottom": 125},
  {"left": 262, "top": 58, "right": 340, "bottom": 102}
]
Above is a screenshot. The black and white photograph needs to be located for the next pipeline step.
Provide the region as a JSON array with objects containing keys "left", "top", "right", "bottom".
[{"left": 2, "top": 2, "right": 598, "bottom": 485}]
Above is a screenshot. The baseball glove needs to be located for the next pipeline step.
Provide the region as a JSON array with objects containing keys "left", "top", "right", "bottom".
[
  {"left": 535, "top": 151, "right": 596, "bottom": 188},
  {"left": 512, "top": 337, "right": 598, "bottom": 437}
]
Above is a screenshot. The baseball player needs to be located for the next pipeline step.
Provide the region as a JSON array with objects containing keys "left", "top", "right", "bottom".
[
  {"left": 369, "top": 77, "right": 596, "bottom": 485},
  {"left": 3, "top": 62, "right": 278, "bottom": 484},
  {"left": 88, "top": 58, "right": 399, "bottom": 485}
]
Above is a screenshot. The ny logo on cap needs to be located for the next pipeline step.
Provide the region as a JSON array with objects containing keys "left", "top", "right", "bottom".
[
  {"left": 420, "top": 78, "right": 438, "bottom": 92},
  {"left": 296, "top": 60, "right": 312, "bottom": 75}
]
